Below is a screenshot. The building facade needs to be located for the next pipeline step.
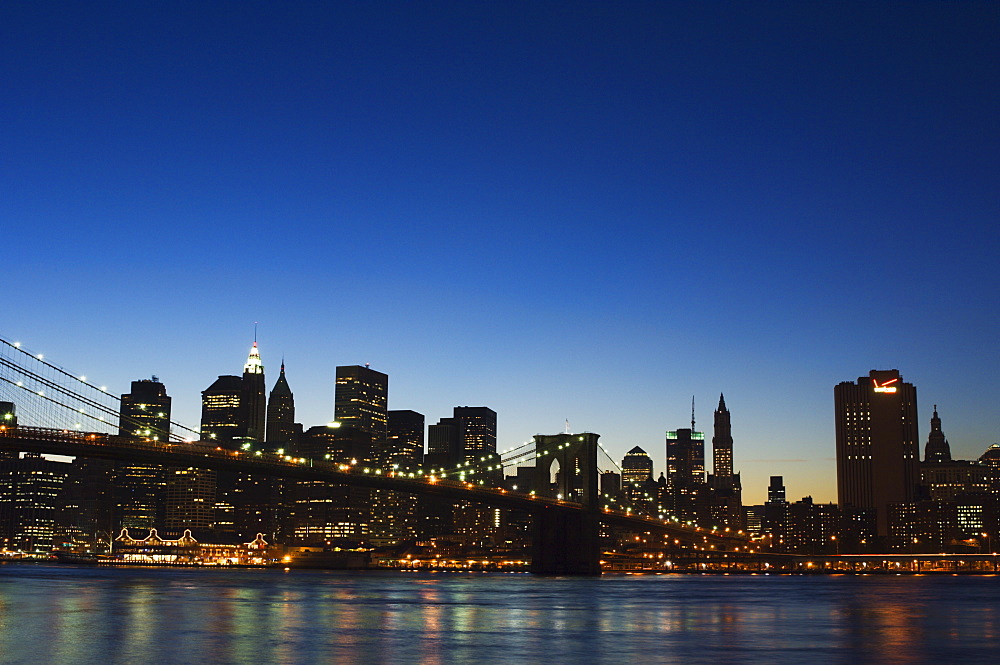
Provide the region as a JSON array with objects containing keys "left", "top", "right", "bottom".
[{"left": 835, "top": 369, "right": 920, "bottom": 538}]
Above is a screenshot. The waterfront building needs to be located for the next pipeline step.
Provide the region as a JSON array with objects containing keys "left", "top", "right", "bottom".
[
  {"left": 0, "top": 452, "right": 71, "bottom": 552},
  {"left": 835, "top": 369, "right": 919, "bottom": 538}
]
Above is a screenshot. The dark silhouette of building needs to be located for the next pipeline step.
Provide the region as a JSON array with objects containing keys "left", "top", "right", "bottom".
[
  {"left": 116, "top": 377, "right": 172, "bottom": 531},
  {"left": 708, "top": 394, "right": 743, "bottom": 530},
  {"left": 265, "top": 360, "right": 299, "bottom": 452},
  {"left": 334, "top": 365, "right": 388, "bottom": 454},
  {"left": 119, "top": 377, "right": 172, "bottom": 441},
  {"left": 923, "top": 405, "right": 952, "bottom": 462},
  {"left": 835, "top": 369, "right": 919, "bottom": 539},
  {"left": 711, "top": 394, "right": 733, "bottom": 483},
  {"left": 387, "top": 410, "right": 424, "bottom": 469},
  {"left": 426, "top": 416, "right": 460, "bottom": 468},
  {"left": 200, "top": 375, "right": 243, "bottom": 446},
  {"left": 454, "top": 406, "right": 497, "bottom": 463}
]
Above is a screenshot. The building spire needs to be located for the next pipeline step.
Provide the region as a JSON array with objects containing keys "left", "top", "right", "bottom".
[
  {"left": 244, "top": 340, "right": 264, "bottom": 375},
  {"left": 924, "top": 403, "right": 951, "bottom": 462},
  {"left": 691, "top": 395, "right": 696, "bottom": 431}
]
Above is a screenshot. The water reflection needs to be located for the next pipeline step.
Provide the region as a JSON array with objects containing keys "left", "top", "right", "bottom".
[{"left": 2, "top": 567, "right": 1000, "bottom": 664}]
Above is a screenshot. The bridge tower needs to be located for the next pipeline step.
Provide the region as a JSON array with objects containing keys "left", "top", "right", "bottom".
[{"left": 530, "top": 432, "right": 602, "bottom": 575}]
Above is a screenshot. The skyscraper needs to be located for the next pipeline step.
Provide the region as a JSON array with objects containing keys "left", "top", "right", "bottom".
[
  {"left": 387, "top": 410, "right": 424, "bottom": 469},
  {"left": 239, "top": 342, "right": 266, "bottom": 448},
  {"left": 666, "top": 428, "right": 706, "bottom": 489},
  {"left": 835, "top": 369, "right": 919, "bottom": 538},
  {"left": 334, "top": 365, "right": 388, "bottom": 446},
  {"left": 119, "top": 377, "right": 172, "bottom": 441},
  {"left": 712, "top": 394, "right": 733, "bottom": 484},
  {"left": 200, "top": 375, "right": 243, "bottom": 446},
  {"left": 265, "top": 361, "right": 297, "bottom": 451},
  {"left": 116, "top": 377, "right": 172, "bottom": 530},
  {"left": 622, "top": 446, "right": 654, "bottom": 485},
  {"left": 453, "top": 406, "right": 497, "bottom": 463}
]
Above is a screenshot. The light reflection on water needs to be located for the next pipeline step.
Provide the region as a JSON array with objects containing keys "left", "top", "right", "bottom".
[{"left": 1, "top": 565, "right": 998, "bottom": 664}]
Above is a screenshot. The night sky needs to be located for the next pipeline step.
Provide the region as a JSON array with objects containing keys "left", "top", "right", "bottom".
[{"left": 3, "top": 2, "right": 997, "bottom": 503}]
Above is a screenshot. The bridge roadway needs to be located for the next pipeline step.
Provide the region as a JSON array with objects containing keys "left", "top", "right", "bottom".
[{"left": 0, "top": 426, "right": 746, "bottom": 564}]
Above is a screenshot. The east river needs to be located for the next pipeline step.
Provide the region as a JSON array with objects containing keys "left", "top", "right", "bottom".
[{"left": 2, "top": 564, "right": 999, "bottom": 664}]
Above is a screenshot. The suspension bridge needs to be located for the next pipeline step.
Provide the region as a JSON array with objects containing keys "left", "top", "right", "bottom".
[{"left": 0, "top": 335, "right": 746, "bottom": 574}]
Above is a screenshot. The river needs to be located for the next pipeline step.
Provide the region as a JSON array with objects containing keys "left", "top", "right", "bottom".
[{"left": 1, "top": 564, "right": 998, "bottom": 664}]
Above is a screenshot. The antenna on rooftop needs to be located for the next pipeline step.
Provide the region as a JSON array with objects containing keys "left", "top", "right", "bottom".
[{"left": 691, "top": 395, "right": 696, "bottom": 431}]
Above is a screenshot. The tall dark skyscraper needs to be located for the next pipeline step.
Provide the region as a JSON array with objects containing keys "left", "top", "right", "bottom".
[
  {"left": 334, "top": 365, "right": 388, "bottom": 458},
  {"left": 712, "top": 394, "right": 733, "bottom": 483},
  {"left": 117, "top": 377, "right": 172, "bottom": 530},
  {"left": 265, "top": 361, "right": 297, "bottom": 451},
  {"left": 835, "top": 369, "right": 919, "bottom": 538},
  {"left": 119, "top": 377, "right": 172, "bottom": 441},
  {"left": 666, "top": 428, "right": 705, "bottom": 489},
  {"left": 240, "top": 342, "right": 266, "bottom": 448},
  {"left": 426, "top": 417, "right": 460, "bottom": 468},
  {"left": 200, "top": 375, "right": 243, "bottom": 445},
  {"left": 453, "top": 406, "right": 497, "bottom": 463},
  {"left": 387, "top": 410, "right": 424, "bottom": 469}
]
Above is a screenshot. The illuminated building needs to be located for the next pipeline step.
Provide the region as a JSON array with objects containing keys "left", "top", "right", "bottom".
[
  {"left": 239, "top": 342, "right": 266, "bottom": 448},
  {"left": 711, "top": 394, "right": 734, "bottom": 483},
  {"left": 265, "top": 361, "right": 299, "bottom": 452},
  {"left": 666, "top": 429, "right": 705, "bottom": 488},
  {"left": 0, "top": 452, "right": 71, "bottom": 552},
  {"left": 622, "top": 446, "right": 653, "bottom": 485},
  {"left": 921, "top": 407, "right": 989, "bottom": 501},
  {"left": 334, "top": 365, "right": 388, "bottom": 450},
  {"left": 387, "top": 410, "right": 424, "bottom": 469},
  {"left": 454, "top": 406, "right": 497, "bottom": 463},
  {"left": 116, "top": 377, "right": 171, "bottom": 530},
  {"left": 835, "top": 369, "right": 919, "bottom": 538},
  {"left": 665, "top": 424, "right": 707, "bottom": 524},
  {"left": 200, "top": 375, "right": 243, "bottom": 445},
  {"left": 119, "top": 377, "right": 171, "bottom": 441},
  {"left": 164, "top": 466, "right": 217, "bottom": 538},
  {"left": 708, "top": 394, "right": 743, "bottom": 529}
]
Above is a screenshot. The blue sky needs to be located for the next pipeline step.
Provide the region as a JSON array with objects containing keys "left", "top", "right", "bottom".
[{"left": 3, "top": 1, "right": 997, "bottom": 503}]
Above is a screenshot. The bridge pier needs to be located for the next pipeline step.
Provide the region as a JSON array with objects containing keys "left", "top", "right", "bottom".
[{"left": 530, "top": 505, "right": 602, "bottom": 575}]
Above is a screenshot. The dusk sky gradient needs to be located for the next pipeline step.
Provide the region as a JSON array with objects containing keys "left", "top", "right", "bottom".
[{"left": 3, "top": 1, "right": 997, "bottom": 503}]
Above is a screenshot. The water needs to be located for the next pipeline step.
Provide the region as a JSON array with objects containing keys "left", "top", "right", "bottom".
[{"left": 2, "top": 565, "right": 999, "bottom": 664}]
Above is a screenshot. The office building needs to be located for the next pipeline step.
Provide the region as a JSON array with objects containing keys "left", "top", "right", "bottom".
[
  {"left": 622, "top": 446, "right": 654, "bottom": 485},
  {"left": 835, "top": 369, "right": 919, "bottom": 538},
  {"left": 387, "top": 410, "right": 424, "bottom": 469},
  {"left": 239, "top": 342, "right": 266, "bottom": 448},
  {"left": 116, "top": 377, "right": 172, "bottom": 530},
  {"left": 265, "top": 361, "right": 298, "bottom": 451},
  {"left": 711, "top": 394, "right": 734, "bottom": 486}
]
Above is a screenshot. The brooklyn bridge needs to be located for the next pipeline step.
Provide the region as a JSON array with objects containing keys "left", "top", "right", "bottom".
[{"left": 0, "top": 336, "right": 746, "bottom": 574}]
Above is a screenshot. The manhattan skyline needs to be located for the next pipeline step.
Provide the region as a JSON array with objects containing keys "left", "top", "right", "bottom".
[{"left": 3, "top": 2, "right": 997, "bottom": 504}]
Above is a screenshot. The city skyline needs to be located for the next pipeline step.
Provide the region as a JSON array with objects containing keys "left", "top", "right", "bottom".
[{"left": 4, "top": 3, "right": 997, "bottom": 505}]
